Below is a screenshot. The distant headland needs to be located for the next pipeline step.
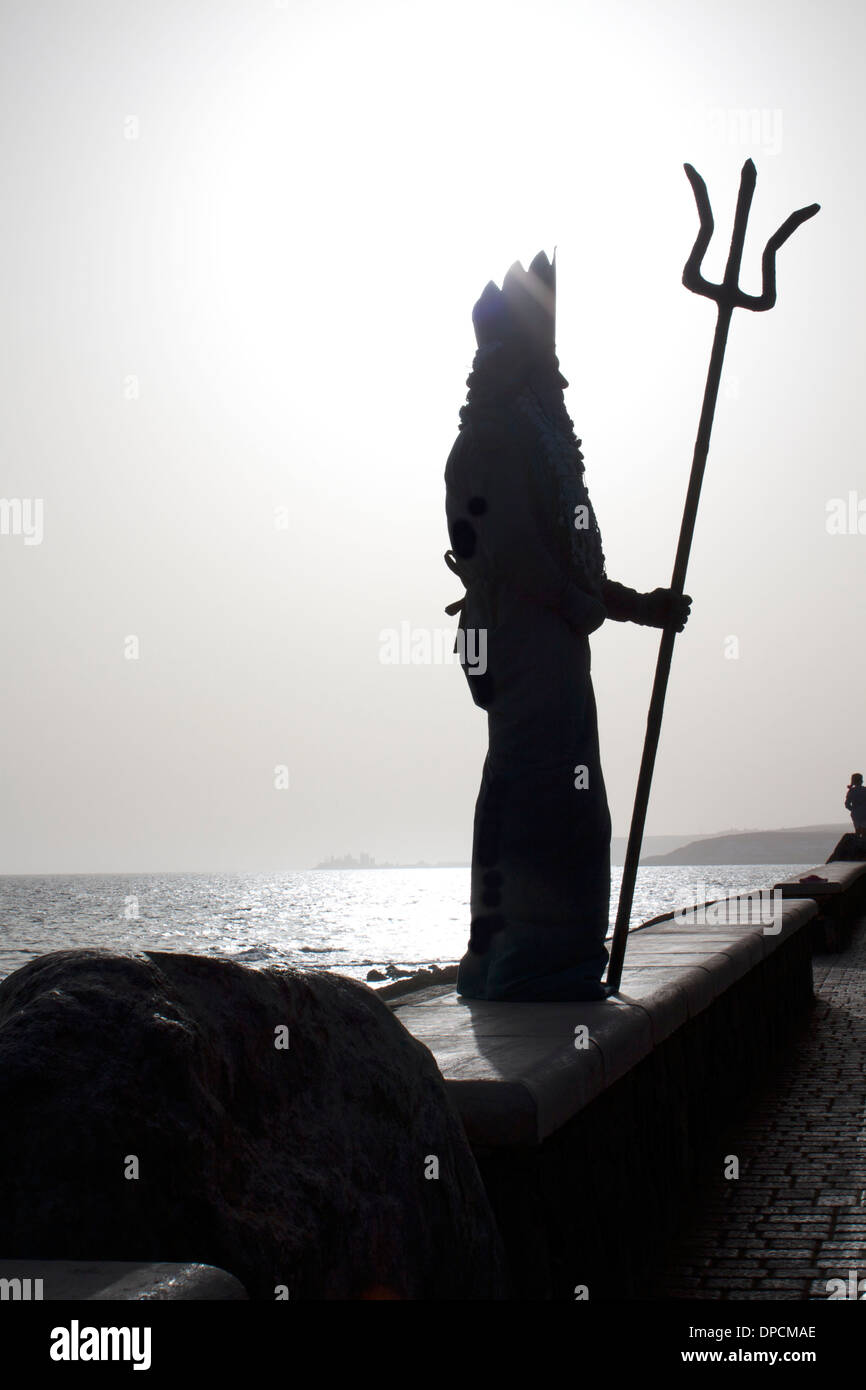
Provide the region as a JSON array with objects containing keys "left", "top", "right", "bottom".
[{"left": 640, "top": 824, "right": 849, "bottom": 866}]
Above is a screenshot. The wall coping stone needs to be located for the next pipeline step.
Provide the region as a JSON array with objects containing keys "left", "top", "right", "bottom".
[{"left": 390, "top": 897, "right": 818, "bottom": 1146}]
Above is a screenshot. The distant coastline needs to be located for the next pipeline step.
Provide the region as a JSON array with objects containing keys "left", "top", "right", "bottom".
[
  {"left": 314, "top": 825, "right": 851, "bottom": 871},
  {"left": 640, "top": 824, "right": 848, "bottom": 866},
  {"left": 311, "top": 854, "right": 468, "bottom": 870}
]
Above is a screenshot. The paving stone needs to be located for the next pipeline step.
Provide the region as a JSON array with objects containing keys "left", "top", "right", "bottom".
[{"left": 648, "top": 915, "right": 866, "bottom": 1299}]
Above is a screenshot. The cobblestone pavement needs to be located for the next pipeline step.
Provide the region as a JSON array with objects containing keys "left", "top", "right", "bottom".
[{"left": 647, "top": 918, "right": 866, "bottom": 1300}]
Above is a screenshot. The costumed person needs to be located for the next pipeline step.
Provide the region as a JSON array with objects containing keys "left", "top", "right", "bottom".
[
  {"left": 444, "top": 250, "right": 691, "bottom": 1002},
  {"left": 845, "top": 773, "right": 866, "bottom": 836}
]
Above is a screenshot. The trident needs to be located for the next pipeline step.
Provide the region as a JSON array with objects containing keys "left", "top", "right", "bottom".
[{"left": 605, "top": 159, "right": 820, "bottom": 993}]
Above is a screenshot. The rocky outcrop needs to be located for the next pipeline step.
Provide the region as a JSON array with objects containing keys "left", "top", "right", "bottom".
[{"left": 0, "top": 950, "right": 508, "bottom": 1299}]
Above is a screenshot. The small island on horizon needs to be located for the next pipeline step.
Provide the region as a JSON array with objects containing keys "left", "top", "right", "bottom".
[{"left": 311, "top": 853, "right": 468, "bottom": 870}]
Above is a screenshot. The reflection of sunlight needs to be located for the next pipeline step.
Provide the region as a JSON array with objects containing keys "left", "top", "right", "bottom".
[{"left": 0, "top": 864, "right": 812, "bottom": 985}]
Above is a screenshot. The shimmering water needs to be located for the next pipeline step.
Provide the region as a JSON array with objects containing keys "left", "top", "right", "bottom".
[{"left": 0, "top": 865, "right": 810, "bottom": 985}]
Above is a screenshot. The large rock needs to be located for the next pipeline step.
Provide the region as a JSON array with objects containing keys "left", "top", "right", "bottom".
[{"left": 0, "top": 950, "right": 508, "bottom": 1299}]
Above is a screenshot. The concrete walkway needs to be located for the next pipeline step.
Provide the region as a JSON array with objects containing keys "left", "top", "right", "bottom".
[
  {"left": 647, "top": 915, "right": 866, "bottom": 1300},
  {"left": 392, "top": 899, "right": 816, "bottom": 1147}
]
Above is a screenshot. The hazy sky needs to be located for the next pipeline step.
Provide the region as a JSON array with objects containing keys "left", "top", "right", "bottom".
[{"left": 1, "top": 0, "right": 861, "bottom": 871}]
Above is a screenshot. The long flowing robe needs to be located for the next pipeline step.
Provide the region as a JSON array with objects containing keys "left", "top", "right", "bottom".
[{"left": 445, "top": 399, "right": 614, "bottom": 1001}]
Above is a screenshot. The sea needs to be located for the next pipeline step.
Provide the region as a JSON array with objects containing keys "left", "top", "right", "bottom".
[{"left": 0, "top": 865, "right": 809, "bottom": 987}]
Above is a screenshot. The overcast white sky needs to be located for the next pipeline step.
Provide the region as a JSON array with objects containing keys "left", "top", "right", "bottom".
[{"left": 0, "top": 0, "right": 861, "bottom": 871}]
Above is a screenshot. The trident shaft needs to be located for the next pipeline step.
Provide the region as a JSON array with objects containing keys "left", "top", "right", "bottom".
[{"left": 605, "top": 159, "right": 819, "bottom": 994}]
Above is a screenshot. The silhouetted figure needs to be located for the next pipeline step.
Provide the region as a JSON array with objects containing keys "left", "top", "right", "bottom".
[
  {"left": 444, "top": 252, "right": 690, "bottom": 1001},
  {"left": 845, "top": 773, "right": 866, "bottom": 836}
]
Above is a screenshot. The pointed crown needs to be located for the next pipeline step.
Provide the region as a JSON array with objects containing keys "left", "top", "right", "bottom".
[{"left": 471, "top": 249, "right": 557, "bottom": 356}]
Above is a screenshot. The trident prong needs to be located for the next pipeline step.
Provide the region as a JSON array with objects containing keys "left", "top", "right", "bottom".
[
  {"left": 606, "top": 160, "right": 820, "bottom": 994},
  {"left": 683, "top": 158, "right": 820, "bottom": 312}
]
